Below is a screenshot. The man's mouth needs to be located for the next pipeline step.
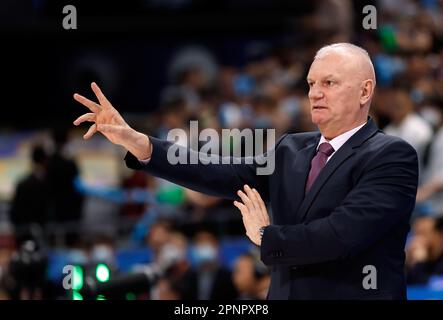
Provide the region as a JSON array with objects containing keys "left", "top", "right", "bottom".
[{"left": 312, "top": 106, "right": 327, "bottom": 110}]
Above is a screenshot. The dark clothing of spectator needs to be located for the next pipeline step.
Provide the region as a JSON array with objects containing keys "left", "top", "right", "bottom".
[
  {"left": 407, "top": 254, "right": 443, "bottom": 285},
  {"left": 9, "top": 172, "right": 49, "bottom": 243},
  {"left": 186, "top": 266, "right": 238, "bottom": 300},
  {"left": 46, "top": 152, "right": 83, "bottom": 223}
]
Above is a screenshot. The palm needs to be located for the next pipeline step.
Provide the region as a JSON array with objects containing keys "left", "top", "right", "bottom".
[{"left": 95, "top": 106, "right": 127, "bottom": 143}]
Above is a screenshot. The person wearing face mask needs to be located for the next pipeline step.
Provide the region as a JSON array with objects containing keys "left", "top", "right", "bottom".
[
  {"left": 188, "top": 229, "right": 238, "bottom": 300},
  {"left": 150, "top": 231, "right": 194, "bottom": 300}
]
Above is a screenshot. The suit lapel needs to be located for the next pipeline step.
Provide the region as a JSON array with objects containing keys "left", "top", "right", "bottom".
[{"left": 296, "top": 117, "right": 381, "bottom": 222}]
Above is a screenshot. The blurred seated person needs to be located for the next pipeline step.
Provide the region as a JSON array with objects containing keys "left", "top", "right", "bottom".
[
  {"left": 155, "top": 87, "right": 188, "bottom": 141},
  {"left": 46, "top": 127, "right": 83, "bottom": 246},
  {"left": 187, "top": 229, "right": 238, "bottom": 300},
  {"left": 383, "top": 87, "right": 432, "bottom": 174},
  {"left": 154, "top": 277, "right": 189, "bottom": 300},
  {"left": 5, "top": 240, "right": 48, "bottom": 300},
  {"left": 406, "top": 216, "right": 443, "bottom": 285},
  {"left": 416, "top": 97, "right": 443, "bottom": 216},
  {"left": 9, "top": 145, "right": 49, "bottom": 244},
  {"left": 232, "top": 252, "right": 270, "bottom": 300},
  {"left": 151, "top": 231, "right": 193, "bottom": 300},
  {"left": 145, "top": 219, "right": 174, "bottom": 262}
]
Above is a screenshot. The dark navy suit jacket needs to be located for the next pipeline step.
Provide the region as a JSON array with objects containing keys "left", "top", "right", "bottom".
[{"left": 125, "top": 117, "right": 419, "bottom": 299}]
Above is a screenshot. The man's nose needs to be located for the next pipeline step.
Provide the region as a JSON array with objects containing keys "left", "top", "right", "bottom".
[{"left": 308, "top": 85, "right": 324, "bottom": 100}]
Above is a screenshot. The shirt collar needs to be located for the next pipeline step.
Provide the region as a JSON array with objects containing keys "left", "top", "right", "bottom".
[{"left": 318, "top": 122, "right": 367, "bottom": 153}]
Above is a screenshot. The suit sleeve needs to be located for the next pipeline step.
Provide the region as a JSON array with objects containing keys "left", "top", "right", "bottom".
[
  {"left": 124, "top": 134, "right": 287, "bottom": 202},
  {"left": 260, "top": 140, "right": 419, "bottom": 266}
]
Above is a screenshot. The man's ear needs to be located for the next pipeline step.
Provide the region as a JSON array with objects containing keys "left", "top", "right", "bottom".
[{"left": 360, "top": 79, "right": 374, "bottom": 106}]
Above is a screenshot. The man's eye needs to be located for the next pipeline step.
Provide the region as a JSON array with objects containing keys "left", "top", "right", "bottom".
[{"left": 325, "top": 80, "right": 334, "bottom": 86}]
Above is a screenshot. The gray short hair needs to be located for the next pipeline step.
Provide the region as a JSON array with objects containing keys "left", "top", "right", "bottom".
[
  {"left": 315, "top": 43, "right": 369, "bottom": 60},
  {"left": 315, "top": 43, "right": 376, "bottom": 83}
]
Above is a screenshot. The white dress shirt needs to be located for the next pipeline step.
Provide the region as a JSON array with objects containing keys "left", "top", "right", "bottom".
[{"left": 317, "top": 122, "right": 366, "bottom": 163}]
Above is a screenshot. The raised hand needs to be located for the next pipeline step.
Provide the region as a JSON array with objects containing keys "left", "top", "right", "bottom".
[
  {"left": 73, "top": 82, "right": 152, "bottom": 160},
  {"left": 234, "top": 184, "right": 270, "bottom": 246}
]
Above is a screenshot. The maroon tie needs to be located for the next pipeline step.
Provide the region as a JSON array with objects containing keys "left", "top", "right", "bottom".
[{"left": 305, "top": 142, "right": 335, "bottom": 193}]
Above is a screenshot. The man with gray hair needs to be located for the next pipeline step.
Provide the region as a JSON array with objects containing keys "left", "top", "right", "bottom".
[{"left": 73, "top": 43, "right": 418, "bottom": 299}]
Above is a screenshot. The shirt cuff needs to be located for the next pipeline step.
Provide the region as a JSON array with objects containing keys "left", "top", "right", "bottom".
[
  {"left": 124, "top": 152, "right": 147, "bottom": 170},
  {"left": 139, "top": 157, "right": 151, "bottom": 164}
]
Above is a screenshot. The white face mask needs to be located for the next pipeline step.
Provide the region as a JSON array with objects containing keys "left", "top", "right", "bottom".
[
  {"left": 158, "top": 244, "right": 186, "bottom": 269},
  {"left": 420, "top": 107, "right": 442, "bottom": 128},
  {"left": 69, "top": 249, "right": 89, "bottom": 265},
  {"left": 192, "top": 244, "right": 217, "bottom": 266},
  {"left": 91, "top": 245, "right": 114, "bottom": 264}
]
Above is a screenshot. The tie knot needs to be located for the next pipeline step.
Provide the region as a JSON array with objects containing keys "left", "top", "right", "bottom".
[{"left": 318, "top": 142, "right": 334, "bottom": 156}]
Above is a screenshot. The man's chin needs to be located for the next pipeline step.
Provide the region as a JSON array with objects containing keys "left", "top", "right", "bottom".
[{"left": 311, "top": 114, "right": 328, "bottom": 126}]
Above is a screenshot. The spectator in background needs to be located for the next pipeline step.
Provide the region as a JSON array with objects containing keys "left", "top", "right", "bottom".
[
  {"left": 6, "top": 240, "right": 48, "bottom": 300},
  {"left": 9, "top": 145, "right": 49, "bottom": 245},
  {"left": 168, "top": 46, "right": 217, "bottom": 114},
  {"left": 145, "top": 219, "right": 174, "bottom": 262},
  {"left": 156, "top": 87, "right": 189, "bottom": 142},
  {"left": 232, "top": 251, "right": 270, "bottom": 300},
  {"left": 120, "top": 171, "right": 149, "bottom": 220},
  {"left": 154, "top": 277, "right": 188, "bottom": 300},
  {"left": 383, "top": 87, "right": 432, "bottom": 175},
  {"left": 187, "top": 229, "right": 237, "bottom": 300},
  {"left": 89, "top": 234, "right": 117, "bottom": 269},
  {"left": 151, "top": 231, "right": 193, "bottom": 300},
  {"left": 416, "top": 97, "right": 443, "bottom": 216},
  {"left": 175, "top": 66, "right": 205, "bottom": 113},
  {"left": 406, "top": 216, "right": 443, "bottom": 285},
  {"left": 46, "top": 127, "right": 83, "bottom": 245}
]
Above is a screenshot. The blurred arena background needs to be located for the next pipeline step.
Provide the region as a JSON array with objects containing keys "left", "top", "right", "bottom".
[{"left": 1, "top": 0, "right": 443, "bottom": 300}]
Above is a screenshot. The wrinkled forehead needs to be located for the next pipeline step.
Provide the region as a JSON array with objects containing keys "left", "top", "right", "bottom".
[{"left": 307, "top": 52, "right": 354, "bottom": 80}]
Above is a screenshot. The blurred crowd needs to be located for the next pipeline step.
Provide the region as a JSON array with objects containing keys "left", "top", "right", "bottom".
[{"left": 2, "top": 0, "right": 443, "bottom": 299}]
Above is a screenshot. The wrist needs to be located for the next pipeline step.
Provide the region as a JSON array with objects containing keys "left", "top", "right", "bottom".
[{"left": 129, "top": 131, "right": 152, "bottom": 161}]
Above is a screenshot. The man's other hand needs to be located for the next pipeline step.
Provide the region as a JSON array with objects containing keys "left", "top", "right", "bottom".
[{"left": 234, "top": 185, "right": 270, "bottom": 246}]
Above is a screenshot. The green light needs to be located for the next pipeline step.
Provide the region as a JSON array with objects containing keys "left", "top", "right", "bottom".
[
  {"left": 72, "top": 266, "right": 83, "bottom": 290},
  {"left": 96, "top": 263, "right": 110, "bottom": 282},
  {"left": 126, "top": 292, "right": 136, "bottom": 300},
  {"left": 73, "top": 291, "right": 83, "bottom": 300},
  {"left": 96, "top": 295, "right": 106, "bottom": 300}
]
